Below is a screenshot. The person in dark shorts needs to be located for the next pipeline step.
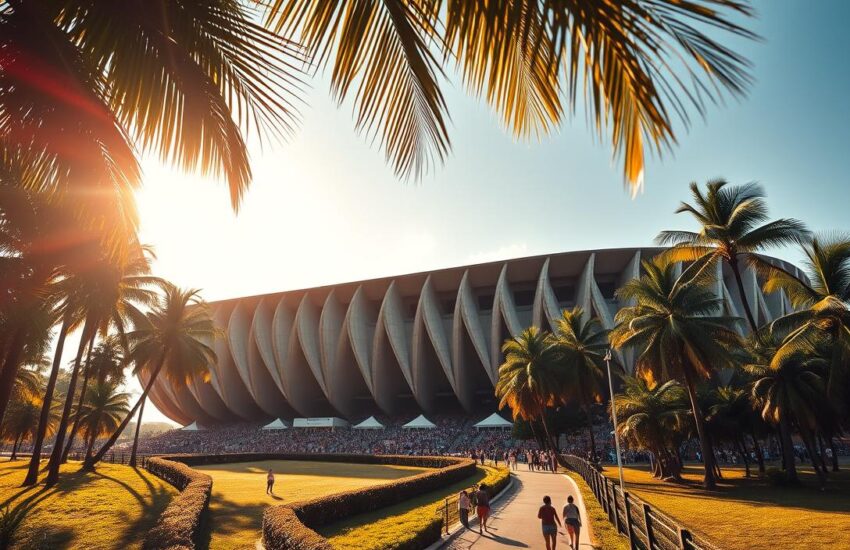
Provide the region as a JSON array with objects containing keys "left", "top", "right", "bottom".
[
  {"left": 538, "top": 495, "right": 562, "bottom": 550},
  {"left": 266, "top": 468, "right": 275, "bottom": 495},
  {"left": 563, "top": 495, "right": 582, "bottom": 550},
  {"left": 475, "top": 483, "right": 491, "bottom": 534}
]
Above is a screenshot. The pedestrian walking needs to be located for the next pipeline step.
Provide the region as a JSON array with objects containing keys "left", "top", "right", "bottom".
[
  {"left": 475, "top": 483, "right": 491, "bottom": 534},
  {"left": 538, "top": 495, "right": 562, "bottom": 550},
  {"left": 266, "top": 468, "right": 275, "bottom": 495},
  {"left": 563, "top": 495, "right": 582, "bottom": 550},
  {"left": 458, "top": 490, "right": 471, "bottom": 529}
]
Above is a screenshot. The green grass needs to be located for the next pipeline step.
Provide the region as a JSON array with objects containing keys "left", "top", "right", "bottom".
[
  {"left": 319, "top": 465, "right": 507, "bottom": 550},
  {"left": 0, "top": 460, "right": 176, "bottom": 550},
  {"left": 564, "top": 470, "right": 629, "bottom": 550},
  {"left": 600, "top": 462, "right": 850, "bottom": 550},
  {"left": 193, "top": 459, "right": 430, "bottom": 550}
]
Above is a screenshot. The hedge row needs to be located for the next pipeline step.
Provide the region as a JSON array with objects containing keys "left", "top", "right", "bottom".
[
  {"left": 259, "top": 455, "right": 477, "bottom": 550},
  {"left": 143, "top": 457, "right": 213, "bottom": 550}
]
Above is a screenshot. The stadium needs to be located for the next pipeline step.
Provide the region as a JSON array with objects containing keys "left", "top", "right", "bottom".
[{"left": 144, "top": 247, "right": 803, "bottom": 427}]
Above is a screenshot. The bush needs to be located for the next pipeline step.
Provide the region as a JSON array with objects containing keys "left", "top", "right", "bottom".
[
  {"left": 765, "top": 467, "right": 794, "bottom": 487},
  {"left": 257, "top": 455, "right": 476, "bottom": 550},
  {"left": 143, "top": 457, "right": 213, "bottom": 550}
]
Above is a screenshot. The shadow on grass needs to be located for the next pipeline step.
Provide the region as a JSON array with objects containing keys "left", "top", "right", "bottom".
[
  {"left": 197, "top": 492, "right": 269, "bottom": 550},
  {"left": 607, "top": 464, "right": 850, "bottom": 513}
]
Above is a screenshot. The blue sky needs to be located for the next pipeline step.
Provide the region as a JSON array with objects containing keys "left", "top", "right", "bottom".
[{"left": 130, "top": 0, "right": 850, "bottom": 424}]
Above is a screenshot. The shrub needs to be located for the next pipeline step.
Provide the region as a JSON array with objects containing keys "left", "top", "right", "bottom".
[
  {"left": 143, "top": 457, "right": 212, "bottom": 550},
  {"left": 765, "top": 467, "right": 793, "bottom": 487},
  {"left": 258, "top": 455, "right": 476, "bottom": 550}
]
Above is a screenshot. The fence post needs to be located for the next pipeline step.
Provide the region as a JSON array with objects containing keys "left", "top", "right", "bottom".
[
  {"left": 610, "top": 481, "right": 621, "bottom": 534},
  {"left": 643, "top": 503, "right": 655, "bottom": 550},
  {"left": 601, "top": 478, "right": 610, "bottom": 515},
  {"left": 444, "top": 498, "right": 449, "bottom": 535},
  {"left": 623, "top": 492, "right": 636, "bottom": 549},
  {"left": 678, "top": 527, "right": 693, "bottom": 550}
]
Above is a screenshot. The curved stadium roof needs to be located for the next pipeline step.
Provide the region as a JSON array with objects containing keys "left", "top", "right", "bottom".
[{"left": 144, "top": 248, "right": 803, "bottom": 425}]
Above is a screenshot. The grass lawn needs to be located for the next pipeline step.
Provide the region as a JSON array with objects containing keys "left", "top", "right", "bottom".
[
  {"left": 319, "top": 465, "right": 502, "bottom": 550},
  {"left": 0, "top": 460, "right": 176, "bottom": 550},
  {"left": 193, "top": 460, "right": 430, "bottom": 550},
  {"left": 600, "top": 462, "right": 850, "bottom": 550}
]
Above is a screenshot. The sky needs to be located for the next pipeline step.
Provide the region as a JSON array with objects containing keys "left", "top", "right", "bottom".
[{"left": 109, "top": 0, "right": 850, "bottom": 425}]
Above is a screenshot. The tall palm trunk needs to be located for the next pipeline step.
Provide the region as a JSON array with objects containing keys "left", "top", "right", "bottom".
[
  {"left": 84, "top": 347, "right": 168, "bottom": 470},
  {"left": 0, "top": 327, "right": 27, "bottom": 430},
  {"left": 45, "top": 321, "right": 93, "bottom": 487},
  {"left": 61, "top": 333, "right": 96, "bottom": 463},
  {"left": 728, "top": 255, "right": 758, "bottom": 333},
  {"left": 829, "top": 439, "right": 840, "bottom": 472},
  {"left": 9, "top": 435, "right": 21, "bottom": 461},
  {"left": 23, "top": 315, "right": 71, "bottom": 486},
  {"left": 682, "top": 367, "right": 717, "bottom": 489},
  {"left": 798, "top": 425, "right": 826, "bottom": 487},
  {"left": 84, "top": 430, "right": 97, "bottom": 463},
  {"left": 129, "top": 395, "right": 146, "bottom": 467},
  {"left": 778, "top": 414, "right": 798, "bottom": 482},
  {"left": 584, "top": 404, "right": 597, "bottom": 462},
  {"left": 750, "top": 433, "right": 765, "bottom": 475}
]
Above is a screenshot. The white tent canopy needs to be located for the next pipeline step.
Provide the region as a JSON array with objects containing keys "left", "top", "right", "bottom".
[
  {"left": 403, "top": 414, "right": 436, "bottom": 429},
  {"left": 292, "top": 417, "right": 350, "bottom": 429},
  {"left": 262, "top": 418, "right": 290, "bottom": 430},
  {"left": 181, "top": 421, "right": 204, "bottom": 431},
  {"left": 353, "top": 416, "right": 385, "bottom": 430},
  {"left": 474, "top": 413, "right": 513, "bottom": 430}
]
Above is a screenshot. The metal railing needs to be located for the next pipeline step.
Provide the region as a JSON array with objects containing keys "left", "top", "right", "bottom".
[{"left": 563, "top": 455, "right": 722, "bottom": 550}]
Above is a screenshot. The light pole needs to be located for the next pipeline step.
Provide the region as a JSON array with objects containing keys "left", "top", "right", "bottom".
[{"left": 604, "top": 348, "right": 626, "bottom": 491}]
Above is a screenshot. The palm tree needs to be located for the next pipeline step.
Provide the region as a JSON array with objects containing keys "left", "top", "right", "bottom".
[
  {"left": 552, "top": 307, "right": 610, "bottom": 461},
  {"left": 495, "top": 327, "right": 563, "bottom": 452},
  {"left": 265, "top": 2, "right": 756, "bottom": 191},
  {"left": 760, "top": 236, "right": 850, "bottom": 414},
  {"left": 707, "top": 386, "right": 756, "bottom": 477},
  {"left": 57, "top": 247, "right": 159, "bottom": 466},
  {"left": 746, "top": 341, "right": 828, "bottom": 486},
  {"left": 610, "top": 255, "right": 742, "bottom": 489},
  {"left": 612, "top": 376, "right": 690, "bottom": 479},
  {"left": 657, "top": 180, "right": 809, "bottom": 332},
  {"left": 77, "top": 380, "right": 130, "bottom": 463},
  {"left": 84, "top": 284, "right": 217, "bottom": 470}
]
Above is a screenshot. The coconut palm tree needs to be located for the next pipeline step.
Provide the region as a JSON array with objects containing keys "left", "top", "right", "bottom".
[
  {"left": 657, "top": 180, "right": 809, "bottom": 333},
  {"left": 610, "top": 255, "right": 742, "bottom": 489},
  {"left": 43, "top": 243, "right": 158, "bottom": 485},
  {"left": 613, "top": 376, "right": 690, "bottom": 479},
  {"left": 2, "top": 397, "right": 58, "bottom": 461},
  {"left": 496, "top": 327, "right": 563, "bottom": 452},
  {"left": 84, "top": 284, "right": 218, "bottom": 470},
  {"left": 552, "top": 307, "right": 610, "bottom": 461},
  {"left": 746, "top": 342, "right": 828, "bottom": 486},
  {"left": 77, "top": 381, "right": 130, "bottom": 463},
  {"left": 759, "top": 235, "right": 850, "bottom": 414},
  {"left": 57, "top": 247, "right": 159, "bottom": 467},
  {"left": 707, "top": 386, "right": 757, "bottom": 477},
  {"left": 265, "top": 1, "right": 756, "bottom": 191}
]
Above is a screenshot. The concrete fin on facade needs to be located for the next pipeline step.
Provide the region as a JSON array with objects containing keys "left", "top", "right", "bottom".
[
  {"left": 319, "top": 290, "right": 344, "bottom": 389},
  {"left": 295, "top": 293, "right": 327, "bottom": 395},
  {"left": 271, "top": 297, "right": 294, "bottom": 398},
  {"left": 160, "top": 376, "right": 218, "bottom": 425},
  {"left": 371, "top": 281, "right": 415, "bottom": 415},
  {"left": 345, "top": 286, "right": 377, "bottom": 393},
  {"left": 283, "top": 313, "right": 336, "bottom": 416},
  {"left": 210, "top": 303, "right": 267, "bottom": 420},
  {"left": 252, "top": 297, "right": 287, "bottom": 396},
  {"left": 144, "top": 370, "right": 192, "bottom": 426},
  {"left": 490, "top": 264, "right": 522, "bottom": 378},
  {"left": 185, "top": 373, "right": 236, "bottom": 422},
  {"left": 412, "top": 276, "right": 459, "bottom": 412},
  {"left": 450, "top": 271, "right": 491, "bottom": 410},
  {"left": 532, "top": 258, "right": 561, "bottom": 332}
]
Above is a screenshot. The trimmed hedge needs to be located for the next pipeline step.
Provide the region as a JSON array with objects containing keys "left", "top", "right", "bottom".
[
  {"left": 257, "top": 455, "right": 477, "bottom": 550},
  {"left": 143, "top": 457, "right": 213, "bottom": 550}
]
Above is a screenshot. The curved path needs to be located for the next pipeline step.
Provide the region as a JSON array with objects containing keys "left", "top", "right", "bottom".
[{"left": 443, "top": 469, "right": 594, "bottom": 549}]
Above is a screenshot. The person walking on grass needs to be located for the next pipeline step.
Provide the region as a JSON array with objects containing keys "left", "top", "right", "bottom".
[
  {"left": 475, "top": 483, "right": 491, "bottom": 534},
  {"left": 458, "top": 490, "right": 471, "bottom": 529},
  {"left": 563, "top": 495, "right": 582, "bottom": 550},
  {"left": 266, "top": 468, "right": 275, "bottom": 495},
  {"left": 538, "top": 495, "right": 562, "bottom": 550}
]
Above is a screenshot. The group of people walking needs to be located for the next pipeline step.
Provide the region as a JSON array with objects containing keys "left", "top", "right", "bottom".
[
  {"left": 538, "top": 495, "right": 582, "bottom": 550},
  {"left": 457, "top": 483, "right": 492, "bottom": 534}
]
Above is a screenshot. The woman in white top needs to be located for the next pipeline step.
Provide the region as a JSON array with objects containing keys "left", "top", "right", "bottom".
[{"left": 563, "top": 495, "right": 581, "bottom": 550}]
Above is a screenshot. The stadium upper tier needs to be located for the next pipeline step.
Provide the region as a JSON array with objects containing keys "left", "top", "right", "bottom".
[{"left": 145, "top": 248, "right": 802, "bottom": 425}]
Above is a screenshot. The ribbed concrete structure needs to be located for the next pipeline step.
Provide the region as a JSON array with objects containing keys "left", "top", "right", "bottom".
[{"left": 146, "top": 248, "right": 802, "bottom": 425}]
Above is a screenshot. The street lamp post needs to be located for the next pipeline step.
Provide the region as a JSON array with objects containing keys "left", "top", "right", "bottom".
[{"left": 604, "top": 348, "right": 626, "bottom": 491}]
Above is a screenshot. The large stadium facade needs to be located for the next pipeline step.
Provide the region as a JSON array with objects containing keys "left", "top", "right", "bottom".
[{"left": 145, "top": 248, "right": 803, "bottom": 426}]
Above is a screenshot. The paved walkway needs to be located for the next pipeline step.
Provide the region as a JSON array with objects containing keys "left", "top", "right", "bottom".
[{"left": 443, "top": 469, "right": 594, "bottom": 550}]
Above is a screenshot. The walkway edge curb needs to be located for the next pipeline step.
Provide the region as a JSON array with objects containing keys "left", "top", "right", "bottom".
[{"left": 427, "top": 474, "right": 516, "bottom": 550}]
